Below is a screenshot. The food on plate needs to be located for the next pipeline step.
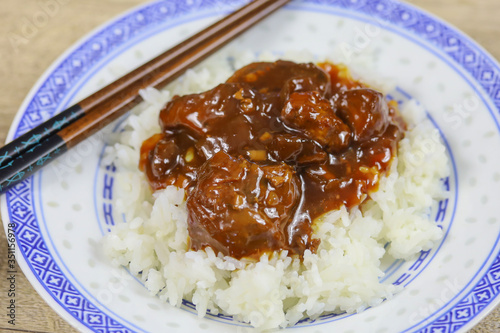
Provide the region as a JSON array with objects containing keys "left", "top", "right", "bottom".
[
  {"left": 139, "top": 60, "right": 405, "bottom": 259},
  {"left": 103, "top": 54, "right": 449, "bottom": 330}
]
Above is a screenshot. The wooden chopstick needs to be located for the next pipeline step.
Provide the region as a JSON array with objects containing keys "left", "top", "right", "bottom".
[{"left": 0, "top": 0, "right": 290, "bottom": 193}]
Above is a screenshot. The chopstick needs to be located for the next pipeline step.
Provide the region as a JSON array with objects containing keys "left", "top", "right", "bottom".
[{"left": 0, "top": 0, "right": 290, "bottom": 193}]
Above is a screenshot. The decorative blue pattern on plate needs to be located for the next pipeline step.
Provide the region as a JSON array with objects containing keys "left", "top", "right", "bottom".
[
  {"left": 7, "top": 183, "right": 134, "bottom": 332},
  {"left": 3, "top": 0, "right": 500, "bottom": 332}
]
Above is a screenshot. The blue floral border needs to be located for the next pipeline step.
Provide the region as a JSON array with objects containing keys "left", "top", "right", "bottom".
[{"left": 5, "top": 0, "right": 500, "bottom": 332}]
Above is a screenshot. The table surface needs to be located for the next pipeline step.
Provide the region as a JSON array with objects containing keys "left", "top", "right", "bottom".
[{"left": 0, "top": 0, "right": 499, "bottom": 332}]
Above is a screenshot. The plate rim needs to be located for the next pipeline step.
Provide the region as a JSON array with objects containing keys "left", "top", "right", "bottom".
[{"left": 2, "top": 0, "right": 500, "bottom": 332}]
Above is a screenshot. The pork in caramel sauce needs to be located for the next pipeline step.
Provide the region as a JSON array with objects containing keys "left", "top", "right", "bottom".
[
  {"left": 187, "top": 151, "right": 312, "bottom": 258},
  {"left": 281, "top": 91, "right": 352, "bottom": 153},
  {"left": 140, "top": 60, "right": 405, "bottom": 259}
]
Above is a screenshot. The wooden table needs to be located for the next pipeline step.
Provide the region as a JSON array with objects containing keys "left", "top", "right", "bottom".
[{"left": 0, "top": 0, "right": 498, "bottom": 332}]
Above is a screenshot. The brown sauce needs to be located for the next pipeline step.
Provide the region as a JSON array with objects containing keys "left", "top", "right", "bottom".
[{"left": 139, "top": 60, "right": 405, "bottom": 259}]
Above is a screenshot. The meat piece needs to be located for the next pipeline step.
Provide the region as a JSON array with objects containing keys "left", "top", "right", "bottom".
[
  {"left": 227, "top": 60, "right": 332, "bottom": 99},
  {"left": 149, "top": 137, "right": 181, "bottom": 179},
  {"left": 140, "top": 131, "right": 201, "bottom": 190},
  {"left": 303, "top": 162, "right": 372, "bottom": 214},
  {"left": 159, "top": 83, "right": 258, "bottom": 136},
  {"left": 266, "top": 133, "right": 328, "bottom": 165},
  {"left": 333, "top": 88, "right": 390, "bottom": 142},
  {"left": 187, "top": 152, "right": 302, "bottom": 259},
  {"left": 280, "top": 75, "right": 329, "bottom": 102},
  {"left": 281, "top": 91, "right": 352, "bottom": 153},
  {"left": 139, "top": 133, "right": 165, "bottom": 172}
]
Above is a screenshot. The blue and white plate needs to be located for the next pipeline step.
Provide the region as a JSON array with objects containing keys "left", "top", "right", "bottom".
[{"left": 2, "top": 0, "right": 500, "bottom": 332}]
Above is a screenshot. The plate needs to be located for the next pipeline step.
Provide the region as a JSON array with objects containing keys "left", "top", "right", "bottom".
[{"left": 2, "top": 0, "right": 500, "bottom": 332}]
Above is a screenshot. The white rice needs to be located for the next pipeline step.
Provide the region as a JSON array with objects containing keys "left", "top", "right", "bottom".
[{"left": 101, "top": 51, "right": 449, "bottom": 330}]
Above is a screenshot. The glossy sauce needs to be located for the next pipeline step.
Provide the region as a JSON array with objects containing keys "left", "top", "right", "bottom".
[{"left": 140, "top": 60, "right": 405, "bottom": 259}]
